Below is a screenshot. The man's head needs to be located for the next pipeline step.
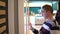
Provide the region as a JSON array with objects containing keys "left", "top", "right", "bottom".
[{"left": 41, "top": 5, "right": 53, "bottom": 19}]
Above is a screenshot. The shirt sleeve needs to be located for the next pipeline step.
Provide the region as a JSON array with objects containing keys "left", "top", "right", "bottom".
[{"left": 31, "top": 27, "right": 38, "bottom": 34}]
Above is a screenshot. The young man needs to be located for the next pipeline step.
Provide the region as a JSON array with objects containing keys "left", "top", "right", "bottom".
[{"left": 28, "top": 5, "right": 56, "bottom": 34}]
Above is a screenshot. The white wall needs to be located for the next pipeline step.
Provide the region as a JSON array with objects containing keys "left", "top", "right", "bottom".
[
  {"left": 8, "top": 0, "right": 15, "bottom": 34},
  {"left": 8, "top": 0, "right": 24, "bottom": 34},
  {"left": 18, "top": 0, "right": 24, "bottom": 34}
]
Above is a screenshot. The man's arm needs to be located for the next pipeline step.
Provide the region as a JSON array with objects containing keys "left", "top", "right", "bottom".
[
  {"left": 28, "top": 21, "right": 38, "bottom": 34},
  {"left": 31, "top": 27, "right": 38, "bottom": 34}
]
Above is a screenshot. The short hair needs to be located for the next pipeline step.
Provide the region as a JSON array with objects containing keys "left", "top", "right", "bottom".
[{"left": 42, "top": 5, "right": 53, "bottom": 14}]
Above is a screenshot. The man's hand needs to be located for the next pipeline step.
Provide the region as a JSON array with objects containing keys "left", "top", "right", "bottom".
[{"left": 28, "top": 20, "right": 32, "bottom": 30}]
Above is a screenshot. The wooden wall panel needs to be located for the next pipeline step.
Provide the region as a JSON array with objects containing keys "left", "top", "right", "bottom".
[
  {"left": 0, "top": 1, "right": 6, "bottom": 7},
  {"left": 0, "top": 18, "right": 6, "bottom": 24},
  {"left": 0, "top": 26, "right": 6, "bottom": 33},
  {"left": 0, "top": 0, "right": 8, "bottom": 34},
  {"left": 0, "top": 10, "right": 6, "bottom": 15}
]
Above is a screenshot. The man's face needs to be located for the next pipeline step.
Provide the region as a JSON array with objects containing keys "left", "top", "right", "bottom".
[{"left": 41, "top": 9, "right": 48, "bottom": 19}]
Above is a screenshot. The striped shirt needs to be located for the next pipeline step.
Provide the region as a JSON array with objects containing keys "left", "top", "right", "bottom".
[
  {"left": 40, "top": 21, "right": 56, "bottom": 34},
  {"left": 31, "top": 20, "right": 59, "bottom": 34}
]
